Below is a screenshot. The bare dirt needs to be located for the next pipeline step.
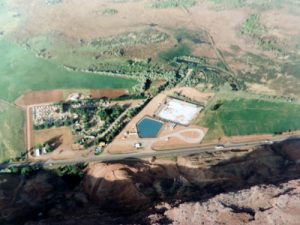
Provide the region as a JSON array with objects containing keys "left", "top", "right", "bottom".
[
  {"left": 247, "top": 83, "right": 277, "bottom": 96},
  {"left": 90, "top": 89, "right": 128, "bottom": 99},
  {"left": 261, "top": 9, "right": 300, "bottom": 38},
  {"left": 33, "top": 126, "right": 74, "bottom": 151},
  {"left": 15, "top": 90, "right": 64, "bottom": 107}
]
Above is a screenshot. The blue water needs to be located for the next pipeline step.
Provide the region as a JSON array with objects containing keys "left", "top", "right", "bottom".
[{"left": 137, "top": 117, "right": 163, "bottom": 138}]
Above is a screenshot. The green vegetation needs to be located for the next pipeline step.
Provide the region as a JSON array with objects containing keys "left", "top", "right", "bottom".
[
  {"left": 241, "top": 14, "right": 265, "bottom": 37},
  {"left": 98, "top": 104, "right": 127, "bottom": 128},
  {"left": 230, "top": 44, "right": 241, "bottom": 52},
  {"left": 159, "top": 43, "right": 191, "bottom": 61},
  {"left": 174, "top": 55, "right": 245, "bottom": 90},
  {"left": 282, "top": 63, "right": 300, "bottom": 79},
  {"left": 90, "top": 28, "right": 168, "bottom": 50},
  {"left": 240, "top": 14, "right": 283, "bottom": 52},
  {"left": 174, "top": 28, "right": 208, "bottom": 44},
  {"left": 201, "top": 98, "right": 300, "bottom": 138},
  {"left": 149, "top": 0, "right": 197, "bottom": 8},
  {"left": 0, "top": 102, "right": 25, "bottom": 162},
  {"left": 54, "top": 164, "right": 86, "bottom": 178},
  {"left": 0, "top": 39, "right": 137, "bottom": 102},
  {"left": 102, "top": 8, "right": 118, "bottom": 16}
]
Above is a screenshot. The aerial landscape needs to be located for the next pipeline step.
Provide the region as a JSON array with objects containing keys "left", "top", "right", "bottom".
[{"left": 0, "top": 0, "right": 300, "bottom": 224}]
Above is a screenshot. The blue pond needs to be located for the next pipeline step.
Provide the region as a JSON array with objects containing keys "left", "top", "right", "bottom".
[{"left": 137, "top": 117, "right": 164, "bottom": 138}]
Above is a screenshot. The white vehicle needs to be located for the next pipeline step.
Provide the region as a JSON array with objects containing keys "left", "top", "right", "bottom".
[
  {"left": 263, "top": 140, "right": 274, "bottom": 145},
  {"left": 215, "top": 145, "right": 225, "bottom": 150}
]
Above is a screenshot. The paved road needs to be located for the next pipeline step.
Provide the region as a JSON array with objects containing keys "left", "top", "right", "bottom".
[
  {"left": 1, "top": 135, "right": 298, "bottom": 170},
  {"left": 42, "top": 140, "right": 269, "bottom": 167}
]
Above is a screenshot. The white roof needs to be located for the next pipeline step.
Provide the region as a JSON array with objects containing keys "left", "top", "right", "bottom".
[{"left": 157, "top": 99, "right": 202, "bottom": 125}]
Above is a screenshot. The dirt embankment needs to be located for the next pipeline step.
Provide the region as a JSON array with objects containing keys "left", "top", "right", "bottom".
[{"left": 1, "top": 139, "right": 300, "bottom": 225}]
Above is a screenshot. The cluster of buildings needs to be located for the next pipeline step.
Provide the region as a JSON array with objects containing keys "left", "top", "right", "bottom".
[{"left": 34, "top": 147, "right": 47, "bottom": 157}]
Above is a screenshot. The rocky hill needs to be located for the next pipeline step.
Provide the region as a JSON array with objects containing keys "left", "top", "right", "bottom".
[
  {"left": 0, "top": 139, "right": 299, "bottom": 225},
  {"left": 162, "top": 179, "right": 300, "bottom": 225}
]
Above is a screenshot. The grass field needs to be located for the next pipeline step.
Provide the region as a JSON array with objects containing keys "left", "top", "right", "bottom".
[
  {"left": 200, "top": 98, "right": 300, "bottom": 138},
  {"left": 0, "top": 39, "right": 137, "bottom": 102},
  {"left": 0, "top": 102, "right": 25, "bottom": 162}
]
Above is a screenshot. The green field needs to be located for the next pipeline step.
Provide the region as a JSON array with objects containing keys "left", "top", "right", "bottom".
[
  {"left": 0, "top": 39, "right": 137, "bottom": 102},
  {"left": 0, "top": 102, "right": 25, "bottom": 162},
  {"left": 200, "top": 98, "right": 300, "bottom": 138},
  {"left": 0, "top": 38, "right": 138, "bottom": 163}
]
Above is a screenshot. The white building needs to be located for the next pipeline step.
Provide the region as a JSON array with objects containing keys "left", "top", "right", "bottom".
[
  {"left": 34, "top": 149, "right": 40, "bottom": 157},
  {"left": 157, "top": 98, "right": 203, "bottom": 125}
]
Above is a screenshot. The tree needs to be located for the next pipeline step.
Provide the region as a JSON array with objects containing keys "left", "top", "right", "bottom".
[{"left": 20, "top": 167, "right": 31, "bottom": 177}]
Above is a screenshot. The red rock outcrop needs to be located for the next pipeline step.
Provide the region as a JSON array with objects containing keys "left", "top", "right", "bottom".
[{"left": 164, "top": 179, "right": 300, "bottom": 225}]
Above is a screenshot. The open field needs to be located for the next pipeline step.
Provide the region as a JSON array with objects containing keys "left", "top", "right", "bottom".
[
  {"left": 3, "top": 0, "right": 299, "bottom": 97},
  {"left": 199, "top": 98, "right": 300, "bottom": 139},
  {"left": 33, "top": 126, "right": 74, "bottom": 152},
  {"left": 0, "top": 101, "right": 25, "bottom": 162},
  {"left": 15, "top": 90, "right": 65, "bottom": 107},
  {"left": 0, "top": 39, "right": 137, "bottom": 103}
]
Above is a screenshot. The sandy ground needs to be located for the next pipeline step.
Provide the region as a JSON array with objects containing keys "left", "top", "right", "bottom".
[
  {"left": 33, "top": 126, "right": 74, "bottom": 150},
  {"left": 167, "top": 87, "right": 215, "bottom": 104},
  {"left": 9, "top": 0, "right": 298, "bottom": 57},
  {"left": 26, "top": 107, "right": 33, "bottom": 151},
  {"left": 246, "top": 83, "right": 277, "bottom": 96},
  {"left": 261, "top": 9, "right": 300, "bottom": 37},
  {"left": 30, "top": 126, "right": 82, "bottom": 160}
]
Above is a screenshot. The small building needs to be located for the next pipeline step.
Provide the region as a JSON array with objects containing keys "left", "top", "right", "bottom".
[
  {"left": 95, "top": 147, "right": 103, "bottom": 155},
  {"left": 34, "top": 149, "right": 40, "bottom": 157},
  {"left": 99, "top": 142, "right": 106, "bottom": 147},
  {"left": 134, "top": 143, "right": 142, "bottom": 149},
  {"left": 67, "top": 93, "right": 81, "bottom": 101},
  {"left": 41, "top": 147, "right": 47, "bottom": 155}
]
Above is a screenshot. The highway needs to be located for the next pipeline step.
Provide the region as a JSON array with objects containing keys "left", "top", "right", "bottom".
[
  {"left": 41, "top": 140, "right": 272, "bottom": 167},
  {"left": 1, "top": 135, "right": 297, "bottom": 170}
]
